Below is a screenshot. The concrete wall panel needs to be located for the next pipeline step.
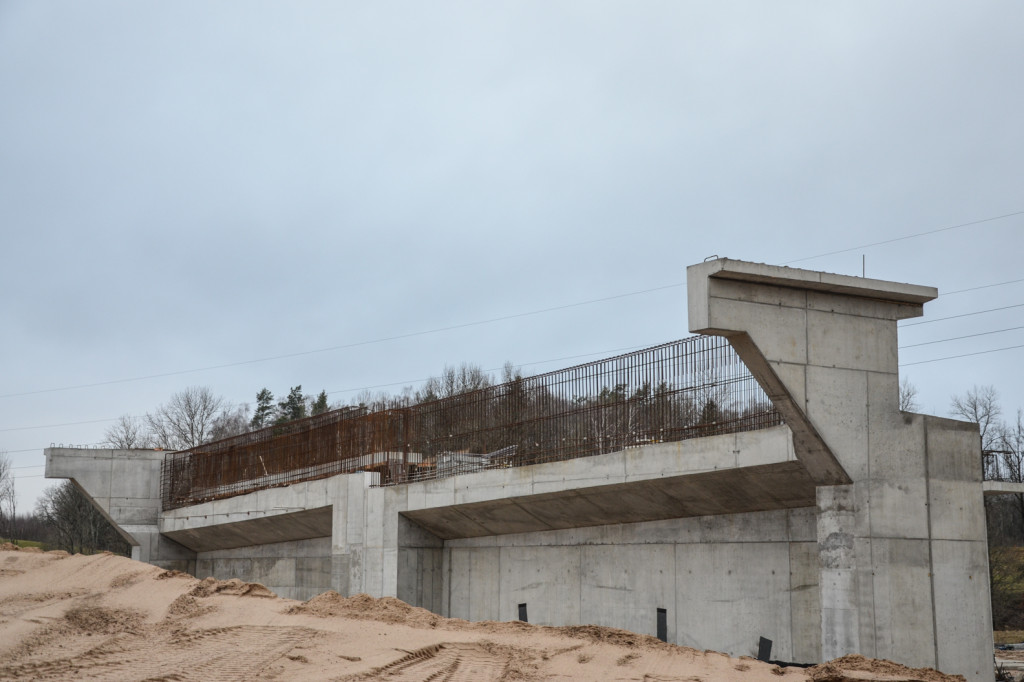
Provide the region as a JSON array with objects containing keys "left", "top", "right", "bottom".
[
  {"left": 806, "top": 366, "right": 869, "bottom": 479},
  {"left": 675, "top": 542, "right": 792, "bottom": 660},
  {"left": 932, "top": 539, "right": 993, "bottom": 682},
  {"left": 788, "top": 541, "right": 821, "bottom": 663},
  {"left": 864, "top": 538, "right": 935, "bottom": 667},
  {"left": 469, "top": 547, "right": 501, "bottom": 621},
  {"left": 806, "top": 309, "right": 897, "bottom": 373},
  {"left": 580, "top": 544, "right": 673, "bottom": 639},
  {"left": 195, "top": 536, "right": 331, "bottom": 601},
  {"left": 499, "top": 546, "right": 580, "bottom": 625}
]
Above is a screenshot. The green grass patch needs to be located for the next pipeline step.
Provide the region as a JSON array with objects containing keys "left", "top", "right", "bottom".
[
  {"left": 995, "top": 631, "right": 1024, "bottom": 645},
  {"left": 0, "top": 538, "right": 45, "bottom": 549}
]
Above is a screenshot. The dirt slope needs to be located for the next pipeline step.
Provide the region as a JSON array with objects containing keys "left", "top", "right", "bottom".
[{"left": 0, "top": 547, "right": 965, "bottom": 681}]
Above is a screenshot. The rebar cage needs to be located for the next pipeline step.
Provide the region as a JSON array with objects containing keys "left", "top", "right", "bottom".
[{"left": 160, "top": 335, "right": 782, "bottom": 510}]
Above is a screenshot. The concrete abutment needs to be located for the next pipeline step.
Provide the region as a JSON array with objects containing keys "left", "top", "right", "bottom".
[{"left": 44, "top": 259, "right": 994, "bottom": 681}]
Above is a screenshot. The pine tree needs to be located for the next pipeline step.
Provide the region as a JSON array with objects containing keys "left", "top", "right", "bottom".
[
  {"left": 311, "top": 390, "right": 330, "bottom": 416},
  {"left": 250, "top": 388, "right": 275, "bottom": 429},
  {"left": 276, "top": 386, "right": 307, "bottom": 424}
]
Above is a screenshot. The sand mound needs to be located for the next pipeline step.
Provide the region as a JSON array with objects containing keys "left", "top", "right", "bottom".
[
  {"left": 551, "top": 623, "right": 680, "bottom": 651},
  {"left": 0, "top": 548, "right": 975, "bottom": 682},
  {"left": 64, "top": 605, "right": 144, "bottom": 634},
  {"left": 189, "top": 576, "right": 276, "bottom": 598},
  {"left": 808, "top": 655, "right": 966, "bottom": 682},
  {"left": 289, "top": 590, "right": 447, "bottom": 627}
]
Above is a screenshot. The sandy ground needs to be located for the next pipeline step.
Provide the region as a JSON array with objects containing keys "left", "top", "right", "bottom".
[{"left": 0, "top": 546, "right": 969, "bottom": 682}]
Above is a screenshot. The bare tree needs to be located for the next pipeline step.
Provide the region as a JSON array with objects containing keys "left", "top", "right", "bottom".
[
  {"left": 146, "top": 386, "right": 224, "bottom": 450},
  {"left": 208, "top": 403, "right": 251, "bottom": 442},
  {"left": 104, "top": 415, "right": 152, "bottom": 449},
  {"left": 951, "top": 385, "right": 1002, "bottom": 450},
  {"left": 993, "top": 410, "right": 1024, "bottom": 542},
  {"left": 898, "top": 378, "right": 919, "bottom": 412},
  {"left": 35, "top": 481, "right": 128, "bottom": 555},
  {"left": 0, "top": 452, "right": 16, "bottom": 542},
  {"left": 416, "top": 363, "right": 492, "bottom": 402}
]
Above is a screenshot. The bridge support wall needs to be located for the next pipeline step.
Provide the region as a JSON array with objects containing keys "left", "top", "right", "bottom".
[{"left": 43, "top": 259, "right": 994, "bottom": 680}]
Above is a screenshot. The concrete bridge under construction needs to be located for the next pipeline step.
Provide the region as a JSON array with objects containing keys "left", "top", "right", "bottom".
[{"left": 46, "top": 258, "right": 995, "bottom": 680}]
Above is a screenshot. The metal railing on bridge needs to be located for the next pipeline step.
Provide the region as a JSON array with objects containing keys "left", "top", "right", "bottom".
[{"left": 160, "top": 335, "right": 782, "bottom": 510}]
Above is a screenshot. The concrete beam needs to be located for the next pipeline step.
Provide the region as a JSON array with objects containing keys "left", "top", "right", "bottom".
[
  {"left": 983, "top": 480, "right": 1024, "bottom": 496},
  {"left": 688, "top": 259, "right": 937, "bottom": 328},
  {"left": 161, "top": 506, "right": 332, "bottom": 553}
]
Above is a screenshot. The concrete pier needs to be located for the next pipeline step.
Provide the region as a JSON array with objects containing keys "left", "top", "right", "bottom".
[{"left": 45, "top": 258, "right": 995, "bottom": 681}]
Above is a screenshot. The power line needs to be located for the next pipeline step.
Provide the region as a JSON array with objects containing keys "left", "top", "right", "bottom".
[
  {"left": 0, "top": 444, "right": 101, "bottom": 455},
  {"left": 785, "top": 209, "right": 1024, "bottom": 264},
  {"left": 944, "top": 278, "right": 1024, "bottom": 297},
  {"left": 899, "top": 326, "right": 1024, "bottom": 349},
  {"left": 901, "top": 303, "right": 1024, "bottom": 327},
  {"left": 2, "top": 210, "right": 1023, "bottom": 417},
  {"left": 324, "top": 342, "right": 654, "bottom": 397},
  {"left": 0, "top": 417, "right": 119, "bottom": 434},
  {"left": 0, "top": 283, "right": 685, "bottom": 400},
  {"left": 3, "top": 210, "right": 1024, "bottom": 402},
  {"left": 0, "top": 343, "right": 659, "bottom": 433},
  {"left": 4, "top": 331, "right": 1022, "bottom": 448},
  {"left": 900, "top": 344, "right": 1024, "bottom": 367}
]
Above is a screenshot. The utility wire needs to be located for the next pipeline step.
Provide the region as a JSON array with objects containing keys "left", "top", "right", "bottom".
[
  {"left": 784, "top": 210, "right": 1024, "bottom": 264},
  {"left": 324, "top": 342, "right": 654, "bottom": 397},
  {"left": 2, "top": 210, "right": 1023, "bottom": 423},
  {"left": 0, "top": 418, "right": 119, "bottom": 434},
  {"left": 943, "top": 278, "right": 1024, "bottom": 297},
  {"left": 2, "top": 318, "right": 1018, "bottom": 435},
  {"left": 900, "top": 344, "right": 1024, "bottom": 367},
  {"left": 7, "top": 331, "right": 1024, "bottom": 452},
  {"left": 0, "top": 283, "right": 684, "bottom": 400},
  {"left": 3, "top": 210, "right": 1024, "bottom": 401},
  {"left": 0, "top": 343, "right": 658, "bottom": 433},
  {"left": 899, "top": 326, "right": 1024, "bottom": 349},
  {"left": 900, "top": 303, "right": 1024, "bottom": 327},
  {"left": 2, "top": 295, "right": 1021, "bottom": 433}
]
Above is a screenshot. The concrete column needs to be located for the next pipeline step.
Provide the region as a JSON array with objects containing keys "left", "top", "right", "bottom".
[
  {"left": 817, "top": 485, "right": 860, "bottom": 659},
  {"left": 330, "top": 472, "right": 375, "bottom": 596}
]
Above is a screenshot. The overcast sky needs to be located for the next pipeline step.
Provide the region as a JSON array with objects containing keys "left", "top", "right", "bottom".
[{"left": 2, "top": 1, "right": 1022, "bottom": 510}]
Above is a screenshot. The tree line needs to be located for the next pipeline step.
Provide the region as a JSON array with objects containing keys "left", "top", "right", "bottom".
[{"left": 103, "top": 384, "right": 333, "bottom": 451}]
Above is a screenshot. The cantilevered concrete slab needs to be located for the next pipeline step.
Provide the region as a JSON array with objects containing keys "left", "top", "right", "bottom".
[
  {"left": 399, "top": 425, "right": 812, "bottom": 538},
  {"left": 162, "top": 506, "right": 332, "bottom": 553},
  {"left": 983, "top": 480, "right": 1024, "bottom": 496}
]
